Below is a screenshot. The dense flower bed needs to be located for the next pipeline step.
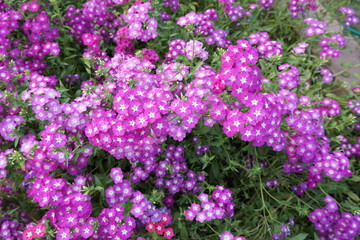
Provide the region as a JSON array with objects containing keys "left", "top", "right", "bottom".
[{"left": 0, "top": 0, "right": 359, "bottom": 239}]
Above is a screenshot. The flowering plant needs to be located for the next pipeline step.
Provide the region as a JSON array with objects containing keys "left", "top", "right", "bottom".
[{"left": 0, "top": 0, "right": 360, "bottom": 239}]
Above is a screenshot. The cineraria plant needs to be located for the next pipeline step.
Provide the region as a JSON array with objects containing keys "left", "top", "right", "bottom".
[{"left": 0, "top": 0, "right": 359, "bottom": 239}]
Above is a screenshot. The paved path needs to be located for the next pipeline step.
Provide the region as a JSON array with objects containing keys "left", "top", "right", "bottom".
[{"left": 316, "top": 0, "right": 360, "bottom": 89}]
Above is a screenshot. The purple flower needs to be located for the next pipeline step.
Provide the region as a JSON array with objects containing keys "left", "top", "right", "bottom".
[{"left": 56, "top": 228, "right": 72, "bottom": 240}]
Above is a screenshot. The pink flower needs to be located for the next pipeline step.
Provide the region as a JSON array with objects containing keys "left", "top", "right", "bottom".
[
  {"left": 145, "top": 221, "right": 155, "bottom": 233},
  {"left": 53, "top": 133, "right": 66, "bottom": 148},
  {"left": 184, "top": 209, "right": 196, "bottom": 221},
  {"left": 160, "top": 213, "right": 172, "bottom": 225},
  {"left": 32, "top": 224, "right": 46, "bottom": 238},
  {"left": 22, "top": 227, "right": 35, "bottom": 240},
  {"left": 219, "top": 231, "right": 234, "bottom": 240},
  {"left": 163, "top": 228, "right": 175, "bottom": 239},
  {"left": 154, "top": 222, "right": 165, "bottom": 235}
]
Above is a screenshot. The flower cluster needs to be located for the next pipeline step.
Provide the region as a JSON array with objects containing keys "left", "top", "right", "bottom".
[
  {"left": 259, "top": 0, "right": 275, "bottom": 8},
  {"left": 25, "top": 174, "right": 94, "bottom": 240},
  {"left": 271, "top": 224, "right": 291, "bottom": 240},
  {"left": 22, "top": 223, "right": 46, "bottom": 240},
  {"left": 140, "top": 48, "right": 159, "bottom": 63},
  {"left": 304, "top": 18, "right": 326, "bottom": 36},
  {"left": 153, "top": 145, "right": 205, "bottom": 195},
  {"left": 206, "top": 29, "right": 231, "bottom": 48},
  {"left": 220, "top": 1, "right": 249, "bottom": 22},
  {"left": 185, "top": 40, "right": 209, "bottom": 60},
  {"left": 249, "top": 32, "right": 283, "bottom": 59},
  {"left": 0, "top": 150, "right": 13, "bottom": 178},
  {"left": 125, "top": 2, "right": 158, "bottom": 42},
  {"left": 288, "top": 0, "right": 317, "bottom": 18},
  {"left": 163, "top": 0, "right": 180, "bottom": 12},
  {"left": 20, "top": 72, "right": 96, "bottom": 175},
  {"left": 64, "top": 1, "right": 118, "bottom": 42},
  {"left": 315, "top": 151, "right": 352, "bottom": 181},
  {"left": 104, "top": 167, "right": 175, "bottom": 239},
  {"left": 0, "top": 210, "right": 30, "bottom": 240},
  {"left": 145, "top": 215, "right": 174, "bottom": 239},
  {"left": 20, "top": 1, "right": 60, "bottom": 57},
  {"left": 159, "top": 11, "right": 172, "bottom": 22},
  {"left": 193, "top": 136, "right": 210, "bottom": 155},
  {"left": 348, "top": 100, "right": 360, "bottom": 115},
  {"left": 265, "top": 179, "right": 280, "bottom": 188},
  {"left": 94, "top": 207, "right": 137, "bottom": 240},
  {"left": 166, "top": 39, "right": 208, "bottom": 60},
  {"left": 219, "top": 230, "right": 246, "bottom": 240},
  {"left": 339, "top": 7, "right": 359, "bottom": 27},
  {"left": 0, "top": 0, "right": 59, "bottom": 86},
  {"left": 0, "top": 115, "right": 24, "bottom": 141},
  {"left": 0, "top": 152, "right": 7, "bottom": 178},
  {"left": 166, "top": 39, "right": 186, "bottom": 60},
  {"left": 318, "top": 34, "right": 346, "bottom": 59},
  {"left": 20, "top": 0, "right": 40, "bottom": 12},
  {"left": 85, "top": 55, "right": 175, "bottom": 162},
  {"left": 293, "top": 42, "right": 309, "bottom": 54},
  {"left": 309, "top": 196, "right": 360, "bottom": 240},
  {"left": 0, "top": 0, "right": 359, "bottom": 239},
  {"left": 177, "top": 10, "right": 232, "bottom": 47},
  {"left": 214, "top": 40, "right": 291, "bottom": 151},
  {"left": 277, "top": 64, "right": 300, "bottom": 89},
  {"left": 281, "top": 97, "right": 352, "bottom": 195},
  {"left": 82, "top": 33, "right": 102, "bottom": 55},
  {"left": 319, "top": 68, "right": 334, "bottom": 84},
  {"left": 338, "top": 134, "right": 360, "bottom": 158},
  {"left": 114, "top": 26, "right": 135, "bottom": 55},
  {"left": 112, "top": 0, "right": 130, "bottom": 3},
  {"left": 185, "top": 186, "right": 235, "bottom": 223}
]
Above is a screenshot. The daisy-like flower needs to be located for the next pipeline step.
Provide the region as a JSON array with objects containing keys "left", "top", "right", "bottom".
[
  {"left": 146, "top": 221, "right": 155, "bottom": 233},
  {"left": 130, "top": 204, "right": 144, "bottom": 218},
  {"left": 22, "top": 227, "right": 35, "bottom": 240},
  {"left": 53, "top": 133, "right": 66, "bottom": 148},
  {"left": 184, "top": 209, "right": 196, "bottom": 221},
  {"left": 163, "top": 228, "right": 175, "bottom": 239},
  {"left": 160, "top": 213, "right": 172, "bottom": 226},
  {"left": 56, "top": 228, "right": 72, "bottom": 240},
  {"left": 154, "top": 223, "right": 165, "bottom": 235},
  {"left": 80, "top": 223, "right": 93, "bottom": 239}
]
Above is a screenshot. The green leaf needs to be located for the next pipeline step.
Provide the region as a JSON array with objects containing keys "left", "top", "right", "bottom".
[
  {"left": 94, "top": 175, "right": 102, "bottom": 187},
  {"left": 287, "top": 233, "right": 308, "bottom": 240},
  {"left": 350, "top": 176, "right": 360, "bottom": 182},
  {"left": 168, "top": 115, "right": 180, "bottom": 122},
  {"left": 300, "top": 69, "right": 312, "bottom": 81},
  {"left": 197, "top": 122, "right": 211, "bottom": 134},
  {"left": 7, "top": 207, "right": 20, "bottom": 215},
  {"left": 325, "top": 93, "right": 341, "bottom": 101},
  {"left": 340, "top": 62, "right": 353, "bottom": 68},
  {"left": 314, "top": 233, "right": 321, "bottom": 240},
  {"left": 180, "top": 226, "right": 189, "bottom": 239},
  {"left": 355, "top": 73, "right": 360, "bottom": 79},
  {"left": 188, "top": 60, "right": 203, "bottom": 79},
  {"left": 347, "top": 191, "right": 360, "bottom": 202},
  {"left": 14, "top": 136, "right": 20, "bottom": 148},
  {"left": 267, "top": 72, "right": 278, "bottom": 80}
]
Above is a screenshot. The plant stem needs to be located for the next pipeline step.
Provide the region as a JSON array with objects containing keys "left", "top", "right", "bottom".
[
  {"left": 206, "top": 223, "right": 220, "bottom": 235},
  {"left": 333, "top": 63, "right": 360, "bottom": 77}
]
